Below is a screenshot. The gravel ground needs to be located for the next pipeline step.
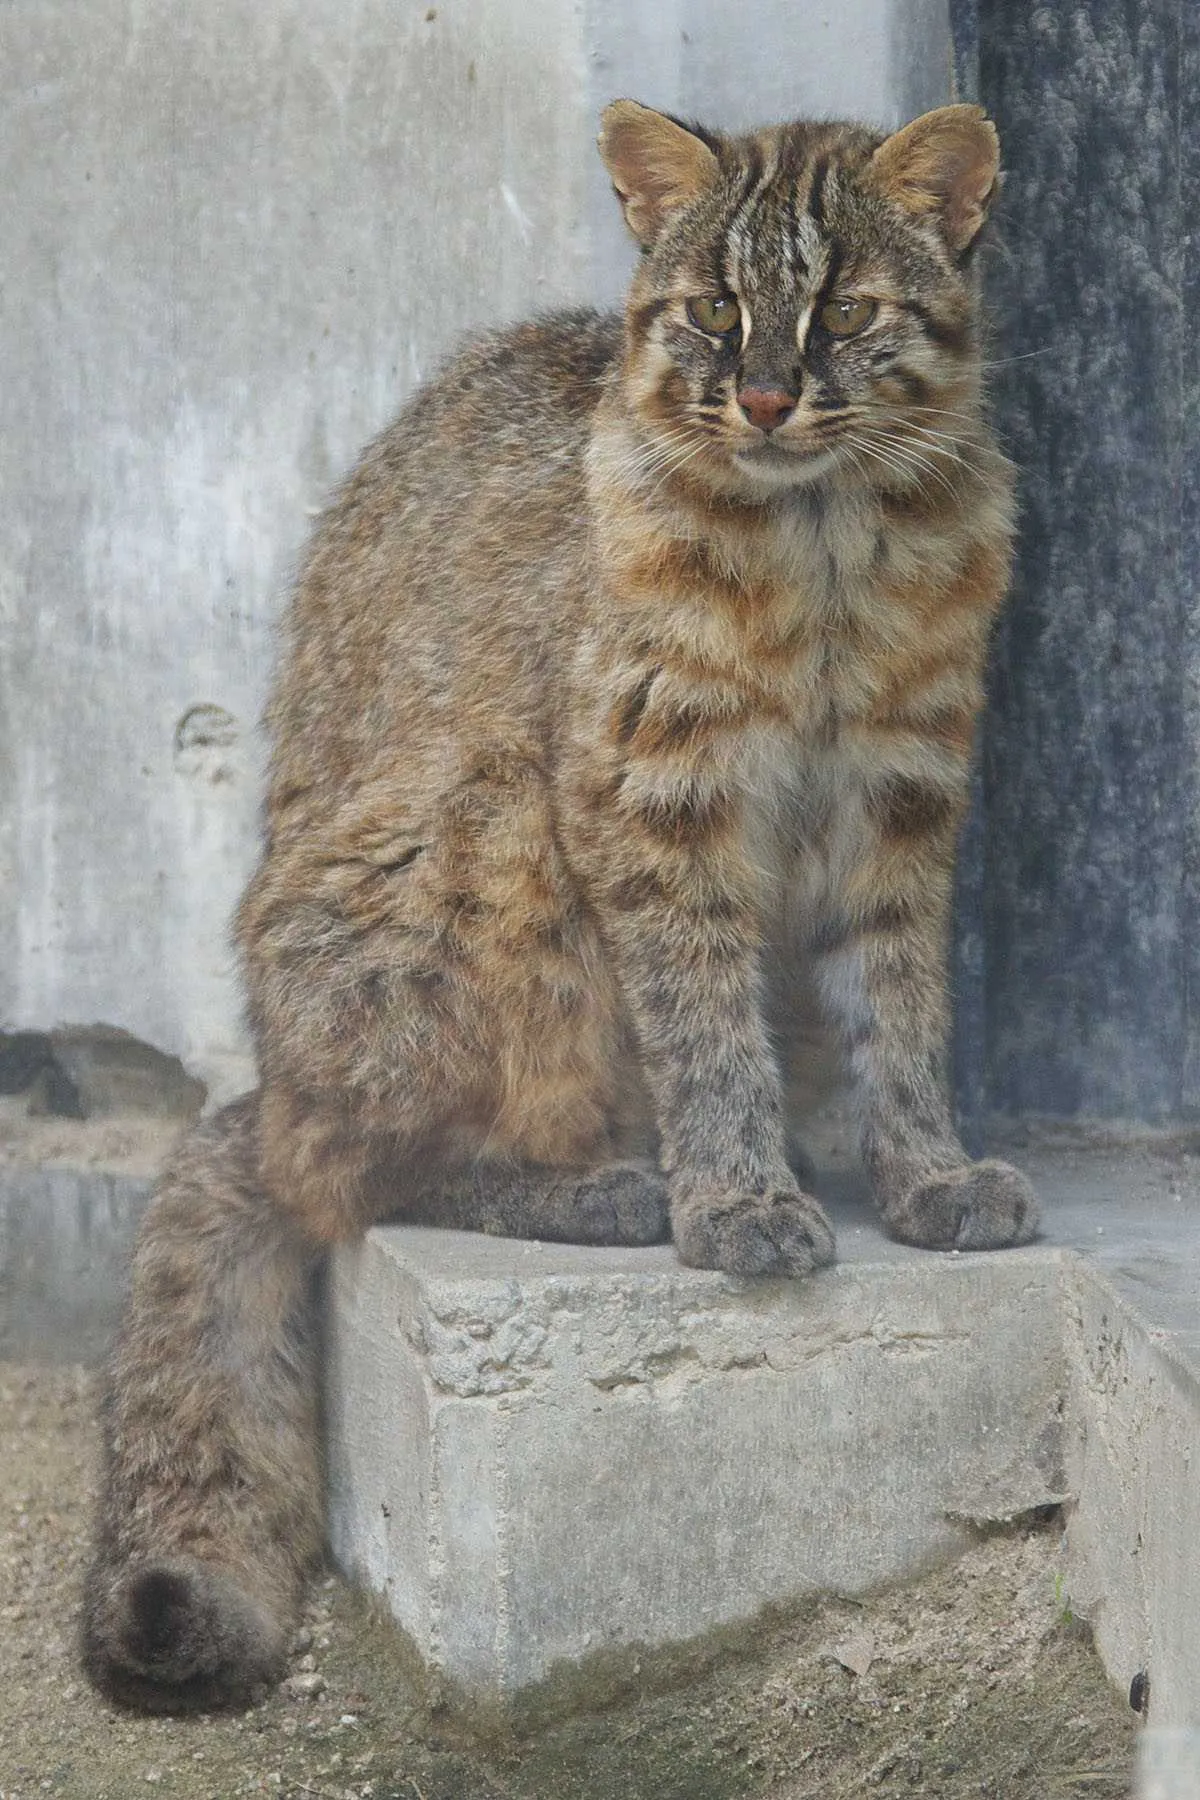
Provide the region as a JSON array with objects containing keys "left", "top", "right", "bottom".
[{"left": 0, "top": 1362, "right": 1138, "bottom": 1800}]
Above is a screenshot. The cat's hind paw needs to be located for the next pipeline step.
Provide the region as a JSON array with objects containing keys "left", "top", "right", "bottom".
[
  {"left": 671, "top": 1186, "right": 836, "bottom": 1278},
  {"left": 568, "top": 1161, "right": 671, "bottom": 1245},
  {"left": 881, "top": 1159, "right": 1039, "bottom": 1251}
]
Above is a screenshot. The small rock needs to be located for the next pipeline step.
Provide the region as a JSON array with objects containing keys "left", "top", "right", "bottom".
[
  {"left": 284, "top": 1671, "right": 327, "bottom": 1700},
  {"left": 834, "top": 1630, "right": 876, "bottom": 1678},
  {"left": 831, "top": 1627, "right": 877, "bottom": 1677},
  {"left": 290, "top": 1627, "right": 314, "bottom": 1655}
]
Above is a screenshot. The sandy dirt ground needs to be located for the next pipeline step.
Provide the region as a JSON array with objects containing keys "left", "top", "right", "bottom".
[{"left": 0, "top": 1362, "right": 1138, "bottom": 1800}]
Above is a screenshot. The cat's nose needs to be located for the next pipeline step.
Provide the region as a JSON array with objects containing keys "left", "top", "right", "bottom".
[{"left": 737, "top": 385, "right": 798, "bottom": 433}]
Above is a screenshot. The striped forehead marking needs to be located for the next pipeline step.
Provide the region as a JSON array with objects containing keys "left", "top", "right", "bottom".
[{"left": 724, "top": 146, "right": 834, "bottom": 304}]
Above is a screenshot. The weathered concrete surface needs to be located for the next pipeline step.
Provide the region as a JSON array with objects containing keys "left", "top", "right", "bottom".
[
  {"left": 0, "top": 1109, "right": 179, "bottom": 1360},
  {"left": 1, "top": 1, "right": 951, "bottom": 1099},
  {"left": 325, "top": 1223, "right": 1066, "bottom": 1698},
  {"left": 326, "top": 1147, "right": 1200, "bottom": 1718},
  {"left": 0, "top": 1162, "right": 152, "bottom": 1364},
  {"left": 1138, "top": 1730, "right": 1200, "bottom": 1799},
  {"left": 1065, "top": 1271, "right": 1200, "bottom": 1742},
  {"left": 1008, "top": 1145, "right": 1200, "bottom": 1728},
  {"left": 1, "top": 0, "right": 597, "bottom": 1102}
]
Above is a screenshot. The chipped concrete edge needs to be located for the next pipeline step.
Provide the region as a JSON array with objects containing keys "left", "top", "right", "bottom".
[{"left": 1060, "top": 1257, "right": 1200, "bottom": 1732}]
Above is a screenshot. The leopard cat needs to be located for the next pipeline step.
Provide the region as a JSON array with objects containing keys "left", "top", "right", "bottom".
[{"left": 82, "top": 99, "right": 1037, "bottom": 1712}]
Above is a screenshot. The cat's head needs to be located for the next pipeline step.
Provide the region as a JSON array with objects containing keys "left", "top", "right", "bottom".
[{"left": 598, "top": 101, "right": 999, "bottom": 499}]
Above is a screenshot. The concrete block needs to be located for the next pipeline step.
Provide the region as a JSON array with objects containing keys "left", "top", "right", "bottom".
[
  {"left": 1138, "top": 1730, "right": 1200, "bottom": 1799},
  {"left": 325, "top": 1228, "right": 1066, "bottom": 1698},
  {"left": 327, "top": 1155, "right": 1200, "bottom": 1717},
  {"left": 1062, "top": 1262, "right": 1200, "bottom": 1731}
]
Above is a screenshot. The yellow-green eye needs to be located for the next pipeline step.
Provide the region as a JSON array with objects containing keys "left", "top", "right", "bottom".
[
  {"left": 686, "top": 294, "right": 741, "bottom": 335},
  {"left": 819, "top": 295, "right": 877, "bottom": 338}
]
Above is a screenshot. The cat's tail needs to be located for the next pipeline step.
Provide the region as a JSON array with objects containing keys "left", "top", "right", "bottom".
[{"left": 81, "top": 1092, "right": 324, "bottom": 1712}]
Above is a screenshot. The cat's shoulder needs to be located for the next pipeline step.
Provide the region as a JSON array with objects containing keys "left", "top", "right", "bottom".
[
  {"left": 410, "top": 307, "right": 623, "bottom": 429},
  {"left": 325, "top": 309, "right": 622, "bottom": 513}
]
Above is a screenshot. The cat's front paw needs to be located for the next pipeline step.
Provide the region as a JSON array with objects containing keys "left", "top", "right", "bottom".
[
  {"left": 671, "top": 1185, "right": 836, "bottom": 1278},
  {"left": 880, "top": 1159, "right": 1039, "bottom": 1251}
]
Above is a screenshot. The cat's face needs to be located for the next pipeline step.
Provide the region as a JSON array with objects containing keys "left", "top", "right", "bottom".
[{"left": 599, "top": 105, "right": 998, "bottom": 499}]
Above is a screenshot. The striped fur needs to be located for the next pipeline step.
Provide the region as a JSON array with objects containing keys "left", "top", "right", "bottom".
[{"left": 83, "top": 104, "right": 1036, "bottom": 1713}]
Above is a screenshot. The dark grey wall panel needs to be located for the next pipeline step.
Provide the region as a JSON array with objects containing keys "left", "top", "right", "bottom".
[
  {"left": 952, "top": 0, "right": 1198, "bottom": 1124},
  {"left": 1181, "top": 4, "right": 1200, "bottom": 1114}
]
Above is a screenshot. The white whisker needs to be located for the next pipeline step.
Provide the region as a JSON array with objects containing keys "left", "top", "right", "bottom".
[
  {"left": 843, "top": 431, "right": 935, "bottom": 500},
  {"left": 858, "top": 427, "right": 960, "bottom": 498},
  {"left": 978, "top": 349, "right": 1054, "bottom": 370},
  {"left": 887, "top": 422, "right": 974, "bottom": 472}
]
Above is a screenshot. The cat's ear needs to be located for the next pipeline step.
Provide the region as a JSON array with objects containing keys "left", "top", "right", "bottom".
[
  {"left": 869, "top": 105, "right": 1000, "bottom": 255},
  {"left": 598, "top": 100, "right": 719, "bottom": 248}
]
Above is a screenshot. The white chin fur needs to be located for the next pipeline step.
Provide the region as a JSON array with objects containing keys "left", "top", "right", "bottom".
[{"left": 731, "top": 445, "right": 841, "bottom": 490}]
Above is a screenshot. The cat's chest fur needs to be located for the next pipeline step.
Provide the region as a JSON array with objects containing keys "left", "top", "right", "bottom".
[
  {"left": 590, "top": 467, "right": 980, "bottom": 907},
  {"left": 719, "top": 493, "right": 907, "bottom": 875},
  {"left": 757, "top": 487, "right": 895, "bottom": 729},
  {"left": 601, "top": 474, "right": 946, "bottom": 749}
]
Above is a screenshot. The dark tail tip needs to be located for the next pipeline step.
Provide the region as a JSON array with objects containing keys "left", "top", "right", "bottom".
[
  {"left": 81, "top": 1559, "right": 287, "bottom": 1714},
  {"left": 126, "top": 1568, "right": 194, "bottom": 1660}
]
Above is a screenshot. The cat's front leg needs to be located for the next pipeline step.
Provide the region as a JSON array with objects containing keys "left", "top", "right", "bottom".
[
  {"left": 814, "top": 775, "right": 1038, "bottom": 1250},
  {"left": 565, "top": 668, "right": 835, "bottom": 1279},
  {"left": 605, "top": 885, "right": 836, "bottom": 1277}
]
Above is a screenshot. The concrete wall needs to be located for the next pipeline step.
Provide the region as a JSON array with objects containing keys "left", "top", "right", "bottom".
[{"left": 1, "top": 0, "right": 951, "bottom": 1100}]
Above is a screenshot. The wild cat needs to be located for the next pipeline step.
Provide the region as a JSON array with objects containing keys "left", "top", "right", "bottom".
[{"left": 83, "top": 98, "right": 1037, "bottom": 1711}]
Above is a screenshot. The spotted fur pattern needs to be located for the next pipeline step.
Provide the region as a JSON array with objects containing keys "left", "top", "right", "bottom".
[{"left": 83, "top": 103, "right": 1037, "bottom": 1712}]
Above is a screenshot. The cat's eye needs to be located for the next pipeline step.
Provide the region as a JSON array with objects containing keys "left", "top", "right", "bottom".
[
  {"left": 686, "top": 295, "right": 741, "bottom": 335},
  {"left": 819, "top": 296, "right": 877, "bottom": 338}
]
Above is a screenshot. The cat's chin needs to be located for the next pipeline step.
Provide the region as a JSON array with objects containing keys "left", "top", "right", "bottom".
[{"left": 730, "top": 441, "right": 840, "bottom": 490}]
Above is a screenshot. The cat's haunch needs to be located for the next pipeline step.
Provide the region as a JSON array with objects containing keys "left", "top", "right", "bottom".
[{"left": 83, "top": 101, "right": 1036, "bottom": 1714}]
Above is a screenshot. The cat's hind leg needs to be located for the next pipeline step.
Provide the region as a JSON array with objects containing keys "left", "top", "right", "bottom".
[
  {"left": 82, "top": 1094, "right": 322, "bottom": 1712},
  {"left": 83, "top": 756, "right": 657, "bottom": 1712}
]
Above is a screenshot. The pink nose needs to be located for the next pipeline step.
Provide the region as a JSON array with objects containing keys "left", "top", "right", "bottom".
[{"left": 737, "top": 385, "right": 797, "bottom": 433}]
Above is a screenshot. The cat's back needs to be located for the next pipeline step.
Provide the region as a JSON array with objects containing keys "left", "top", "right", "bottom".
[
  {"left": 366, "top": 306, "right": 618, "bottom": 494},
  {"left": 269, "top": 309, "right": 622, "bottom": 793}
]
